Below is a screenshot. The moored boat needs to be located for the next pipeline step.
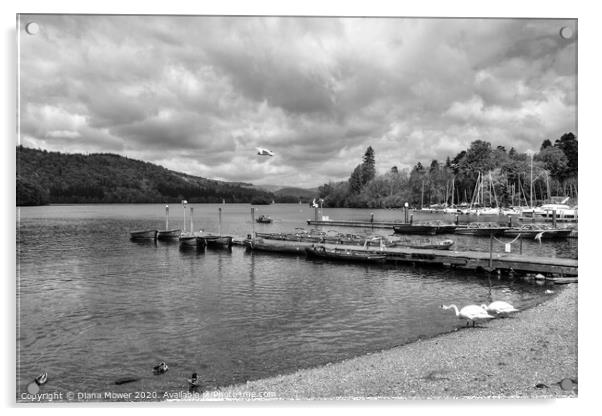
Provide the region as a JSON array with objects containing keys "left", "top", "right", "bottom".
[
  {"left": 305, "top": 245, "right": 386, "bottom": 263},
  {"left": 179, "top": 233, "right": 202, "bottom": 247},
  {"left": 503, "top": 224, "right": 572, "bottom": 239},
  {"left": 157, "top": 229, "right": 182, "bottom": 240},
  {"left": 393, "top": 222, "right": 457, "bottom": 235},
  {"left": 256, "top": 215, "right": 273, "bottom": 224},
  {"left": 130, "top": 229, "right": 158, "bottom": 240},
  {"left": 392, "top": 224, "right": 438, "bottom": 235},
  {"left": 199, "top": 234, "right": 233, "bottom": 249},
  {"left": 454, "top": 222, "right": 508, "bottom": 236}
]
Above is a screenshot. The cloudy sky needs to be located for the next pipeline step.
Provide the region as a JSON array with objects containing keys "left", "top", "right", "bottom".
[{"left": 18, "top": 15, "right": 577, "bottom": 187}]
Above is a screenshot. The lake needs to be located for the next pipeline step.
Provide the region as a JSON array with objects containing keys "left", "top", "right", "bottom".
[{"left": 16, "top": 203, "right": 577, "bottom": 400}]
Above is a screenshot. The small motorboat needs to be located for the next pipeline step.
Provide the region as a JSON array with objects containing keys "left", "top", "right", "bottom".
[
  {"left": 256, "top": 215, "right": 273, "bottom": 224},
  {"left": 130, "top": 229, "right": 158, "bottom": 240},
  {"left": 198, "top": 234, "right": 233, "bottom": 249},
  {"left": 157, "top": 229, "right": 182, "bottom": 240},
  {"left": 179, "top": 233, "right": 202, "bottom": 247}
]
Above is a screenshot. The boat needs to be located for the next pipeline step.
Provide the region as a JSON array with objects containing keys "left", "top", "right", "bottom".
[
  {"left": 198, "top": 234, "right": 233, "bottom": 249},
  {"left": 256, "top": 215, "right": 273, "bottom": 224},
  {"left": 392, "top": 223, "right": 457, "bottom": 235},
  {"left": 392, "top": 224, "right": 438, "bottom": 235},
  {"left": 157, "top": 229, "right": 182, "bottom": 240},
  {"left": 305, "top": 245, "right": 386, "bottom": 263},
  {"left": 454, "top": 223, "right": 508, "bottom": 236},
  {"left": 244, "top": 237, "right": 311, "bottom": 253},
  {"left": 130, "top": 229, "right": 158, "bottom": 240},
  {"left": 503, "top": 224, "right": 572, "bottom": 239},
  {"left": 179, "top": 233, "right": 203, "bottom": 247}
]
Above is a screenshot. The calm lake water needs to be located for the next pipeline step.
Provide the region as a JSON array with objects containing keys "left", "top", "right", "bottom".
[{"left": 16, "top": 204, "right": 577, "bottom": 400}]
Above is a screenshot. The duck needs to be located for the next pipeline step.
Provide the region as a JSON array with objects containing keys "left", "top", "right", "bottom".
[
  {"left": 480, "top": 301, "right": 519, "bottom": 316},
  {"left": 153, "top": 361, "right": 169, "bottom": 375},
  {"left": 34, "top": 372, "right": 48, "bottom": 385},
  {"left": 188, "top": 372, "right": 201, "bottom": 388},
  {"left": 441, "top": 304, "right": 494, "bottom": 327}
]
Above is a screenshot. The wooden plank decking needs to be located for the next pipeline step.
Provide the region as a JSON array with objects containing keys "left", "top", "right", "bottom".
[{"left": 246, "top": 238, "right": 578, "bottom": 277}]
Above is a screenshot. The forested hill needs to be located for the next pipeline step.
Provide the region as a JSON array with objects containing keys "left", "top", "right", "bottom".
[{"left": 16, "top": 146, "right": 282, "bottom": 206}]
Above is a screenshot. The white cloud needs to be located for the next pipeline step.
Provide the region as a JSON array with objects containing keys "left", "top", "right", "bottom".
[{"left": 18, "top": 15, "right": 577, "bottom": 187}]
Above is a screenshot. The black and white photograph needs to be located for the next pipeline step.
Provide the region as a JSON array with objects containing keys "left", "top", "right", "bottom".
[{"left": 15, "top": 11, "right": 579, "bottom": 404}]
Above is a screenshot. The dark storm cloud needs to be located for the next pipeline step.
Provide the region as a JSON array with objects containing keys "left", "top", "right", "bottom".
[{"left": 19, "top": 15, "right": 576, "bottom": 187}]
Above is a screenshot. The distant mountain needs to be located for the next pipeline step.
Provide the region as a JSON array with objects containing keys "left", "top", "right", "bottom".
[{"left": 16, "top": 146, "right": 276, "bottom": 206}]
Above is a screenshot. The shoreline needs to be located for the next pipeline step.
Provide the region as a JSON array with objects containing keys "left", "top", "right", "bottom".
[{"left": 195, "top": 284, "right": 577, "bottom": 400}]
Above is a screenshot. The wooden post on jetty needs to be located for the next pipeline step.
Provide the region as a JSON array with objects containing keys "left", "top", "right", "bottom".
[
  {"left": 218, "top": 207, "right": 223, "bottom": 236},
  {"left": 552, "top": 210, "right": 557, "bottom": 228},
  {"left": 190, "top": 207, "right": 194, "bottom": 233},
  {"left": 410, "top": 214, "right": 413, "bottom": 225},
  {"left": 251, "top": 207, "right": 255, "bottom": 238},
  {"left": 165, "top": 205, "right": 169, "bottom": 230},
  {"left": 314, "top": 207, "right": 319, "bottom": 222},
  {"left": 489, "top": 231, "right": 494, "bottom": 270},
  {"left": 519, "top": 238, "right": 523, "bottom": 255},
  {"left": 182, "top": 200, "right": 187, "bottom": 233}
]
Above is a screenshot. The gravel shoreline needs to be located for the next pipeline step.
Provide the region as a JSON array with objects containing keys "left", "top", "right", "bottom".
[{"left": 200, "top": 283, "right": 577, "bottom": 400}]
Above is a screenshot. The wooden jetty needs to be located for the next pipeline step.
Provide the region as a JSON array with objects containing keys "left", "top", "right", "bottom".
[{"left": 245, "top": 238, "right": 577, "bottom": 277}]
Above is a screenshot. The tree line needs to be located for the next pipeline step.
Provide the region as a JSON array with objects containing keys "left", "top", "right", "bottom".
[
  {"left": 318, "top": 133, "right": 578, "bottom": 208},
  {"left": 16, "top": 146, "right": 302, "bottom": 206}
]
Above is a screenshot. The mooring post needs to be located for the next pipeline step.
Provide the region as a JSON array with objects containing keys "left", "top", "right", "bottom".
[
  {"left": 552, "top": 210, "right": 557, "bottom": 228},
  {"left": 489, "top": 231, "right": 493, "bottom": 270},
  {"left": 190, "top": 207, "right": 194, "bottom": 233},
  {"left": 251, "top": 207, "right": 255, "bottom": 238},
  {"left": 218, "top": 207, "right": 222, "bottom": 236},
  {"left": 508, "top": 216, "right": 512, "bottom": 228},
  {"left": 165, "top": 205, "right": 169, "bottom": 230},
  {"left": 455, "top": 214, "right": 459, "bottom": 225},
  {"left": 410, "top": 214, "right": 413, "bottom": 225}
]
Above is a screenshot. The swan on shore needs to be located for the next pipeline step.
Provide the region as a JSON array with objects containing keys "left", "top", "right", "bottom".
[
  {"left": 441, "top": 304, "right": 494, "bottom": 327},
  {"left": 480, "top": 301, "right": 519, "bottom": 316}
]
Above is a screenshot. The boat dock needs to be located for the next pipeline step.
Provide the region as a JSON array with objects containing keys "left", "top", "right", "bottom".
[{"left": 246, "top": 238, "right": 577, "bottom": 278}]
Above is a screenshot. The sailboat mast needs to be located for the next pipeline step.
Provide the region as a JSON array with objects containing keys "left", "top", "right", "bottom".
[{"left": 530, "top": 152, "right": 534, "bottom": 207}]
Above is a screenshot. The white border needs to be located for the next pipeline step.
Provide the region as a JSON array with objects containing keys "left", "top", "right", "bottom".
[{"left": 3, "top": 1, "right": 599, "bottom": 415}]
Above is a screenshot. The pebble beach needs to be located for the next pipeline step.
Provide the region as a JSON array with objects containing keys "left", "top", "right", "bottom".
[{"left": 200, "top": 283, "right": 577, "bottom": 400}]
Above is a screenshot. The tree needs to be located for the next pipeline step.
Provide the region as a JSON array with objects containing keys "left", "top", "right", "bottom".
[
  {"left": 554, "top": 132, "right": 577, "bottom": 176},
  {"left": 361, "top": 146, "right": 376, "bottom": 185},
  {"left": 536, "top": 146, "right": 569, "bottom": 182},
  {"left": 349, "top": 164, "right": 363, "bottom": 194},
  {"left": 540, "top": 139, "right": 552, "bottom": 150}
]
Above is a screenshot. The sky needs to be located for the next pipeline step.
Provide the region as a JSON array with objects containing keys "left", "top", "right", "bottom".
[{"left": 18, "top": 15, "right": 577, "bottom": 188}]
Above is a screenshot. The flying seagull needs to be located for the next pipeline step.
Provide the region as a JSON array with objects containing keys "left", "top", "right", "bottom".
[{"left": 256, "top": 147, "right": 275, "bottom": 156}]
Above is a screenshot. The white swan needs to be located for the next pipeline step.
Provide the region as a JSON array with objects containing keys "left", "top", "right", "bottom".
[
  {"left": 441, "top": 304, "right": 494, "bottom": 327},
  {"left": 480, "top": 301, "right": 519, "bottom": 316}
]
